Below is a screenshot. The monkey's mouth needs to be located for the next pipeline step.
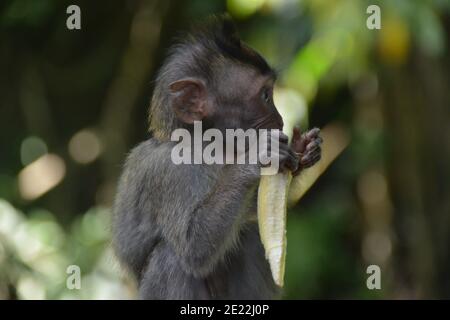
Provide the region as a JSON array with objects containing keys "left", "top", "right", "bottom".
[
  {"left": 260, "top": 121, "right": 283, "bottom": 131},
  {"left": 252, "top": 116, "right": 284, "bottom": 131}
]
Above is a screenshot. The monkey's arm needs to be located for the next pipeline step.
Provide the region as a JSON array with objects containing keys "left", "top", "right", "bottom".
[{"left": 158, "top": 161, "right": 260, "bottom": 278}]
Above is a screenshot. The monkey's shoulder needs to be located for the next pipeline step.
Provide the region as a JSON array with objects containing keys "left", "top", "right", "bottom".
[
  {"left": 125, "top": 139, "right": 164, "bottom": 165},
  {"left": 124, "top": 138, "right": 221, "bottom": 185}
]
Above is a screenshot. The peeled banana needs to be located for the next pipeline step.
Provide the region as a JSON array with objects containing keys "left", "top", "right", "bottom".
[
  {"left": 257, "top": 123, "right": 349, "bottom": 287},
  {"left": 258, "top": 172, "right": 292, "bottom": 287}
]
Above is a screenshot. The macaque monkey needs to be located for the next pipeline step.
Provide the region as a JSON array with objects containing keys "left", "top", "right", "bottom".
[{"left": 113, "top": 16, "right": 322, "bottom": 299}]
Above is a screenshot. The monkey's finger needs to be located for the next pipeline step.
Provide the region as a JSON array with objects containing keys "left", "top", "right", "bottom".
[
  {"left": 281, "top": 149, "right": 299, "bottom": 173},
  {"left": 306, "top": 153, "right": 321, "bottom": 168},
  {"left": 306, "top": 140, "right": 321, "bottom": 152},
  {"left": 305, "top": 128, "right": 320, "bottom": 140},
  {"left": 278, "top": 132, "right": 289, "bottom": 144},
  {"left": 292, "top": 140, "right": 306, "bottom": 154},
  {"left": 291, "top": 127, "right": 307, "bottom": 154},
  {"left": 303, "top": 150, "right": 321, "bottom": 167},
  {"left": 270, "top": 130, "right": 288, "bottom": 142},
  {"left": 268, "top": 131, "right": 288, "bottom": 148},
  {"left": 292, "top": 126, "right": 301, "bottom": 142},
  {"left": 289, "top": 149, "right": 300, "bottom": 172},
  {"left": 315, "top": 136, "right": 323, "bottom": 145},
  {"left": 301, "top": 152, "right": 321, "bottom": 168},
  {"left": 300, "top": 153, "right": 312, "bottom": 166},
  {"left": 280, "top": 162, "right": 297, "bottom": 173}
]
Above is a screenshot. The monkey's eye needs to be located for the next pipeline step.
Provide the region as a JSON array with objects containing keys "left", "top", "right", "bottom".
[{"left": 261, "top": 88, "right": 272, "bottom": 105}]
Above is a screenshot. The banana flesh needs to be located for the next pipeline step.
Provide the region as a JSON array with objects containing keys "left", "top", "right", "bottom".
[
  {"left": 257, "top": 124, "right": 349, "bottom": 287},
  {"left": 257, "top": 171, "right": 292, "bottom": 287}
]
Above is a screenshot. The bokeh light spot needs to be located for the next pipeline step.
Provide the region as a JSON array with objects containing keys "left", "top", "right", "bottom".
[
  {"left": 68, "top": 129, "right": 102, "bottom": 164},
  {"left": 18, "top": 154, "right": 66, "bottom": 200},
  {"left": 227, "top": 0, "right": 265, "bottom": 18},
  {"left": 20, "top": 136, "right": 48, "bottom": 166}
]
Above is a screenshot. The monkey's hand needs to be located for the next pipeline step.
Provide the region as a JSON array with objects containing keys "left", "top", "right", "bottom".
[
  {"left": 278, "top": 132, "right": 301, "bottom": 173},
  {"left": 259, "top": 130, "right": 299, "bottom": 173},
  {"left": 291, "top": 127, "right": 322, "bottom": 176}
]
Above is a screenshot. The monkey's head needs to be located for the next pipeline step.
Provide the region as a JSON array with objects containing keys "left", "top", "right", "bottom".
[{"left": 149, "top": 15, "right": 284, "bottom": 140}]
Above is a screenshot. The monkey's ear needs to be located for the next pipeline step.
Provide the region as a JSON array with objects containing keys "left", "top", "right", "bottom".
[{"left": 169, "top": 78, "right": 209, "bottom": 124}]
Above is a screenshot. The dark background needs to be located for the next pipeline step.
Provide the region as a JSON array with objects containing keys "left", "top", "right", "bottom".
[{"left": 0, "top": 0, "right": 449, "bottom": 299}]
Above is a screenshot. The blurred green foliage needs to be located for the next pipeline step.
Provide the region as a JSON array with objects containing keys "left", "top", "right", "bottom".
[{"left": 1, "top": 0, "right": 449, "bottom": 299}]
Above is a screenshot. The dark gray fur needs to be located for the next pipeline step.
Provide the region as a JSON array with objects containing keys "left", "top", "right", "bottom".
[
  {"left": 113, "top": 16, "right": 282, "bottom": 299},
  {"left": 113, "top": 140, "right": 279, "bottom": 299}
]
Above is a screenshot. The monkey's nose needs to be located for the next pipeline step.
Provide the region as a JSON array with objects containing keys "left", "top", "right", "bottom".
[
  {"left": 268, "top": 113, "right": 284, "bottom": 130},
  {"left": 277, "top": 117, "right": 284, "bottom": 130}
]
